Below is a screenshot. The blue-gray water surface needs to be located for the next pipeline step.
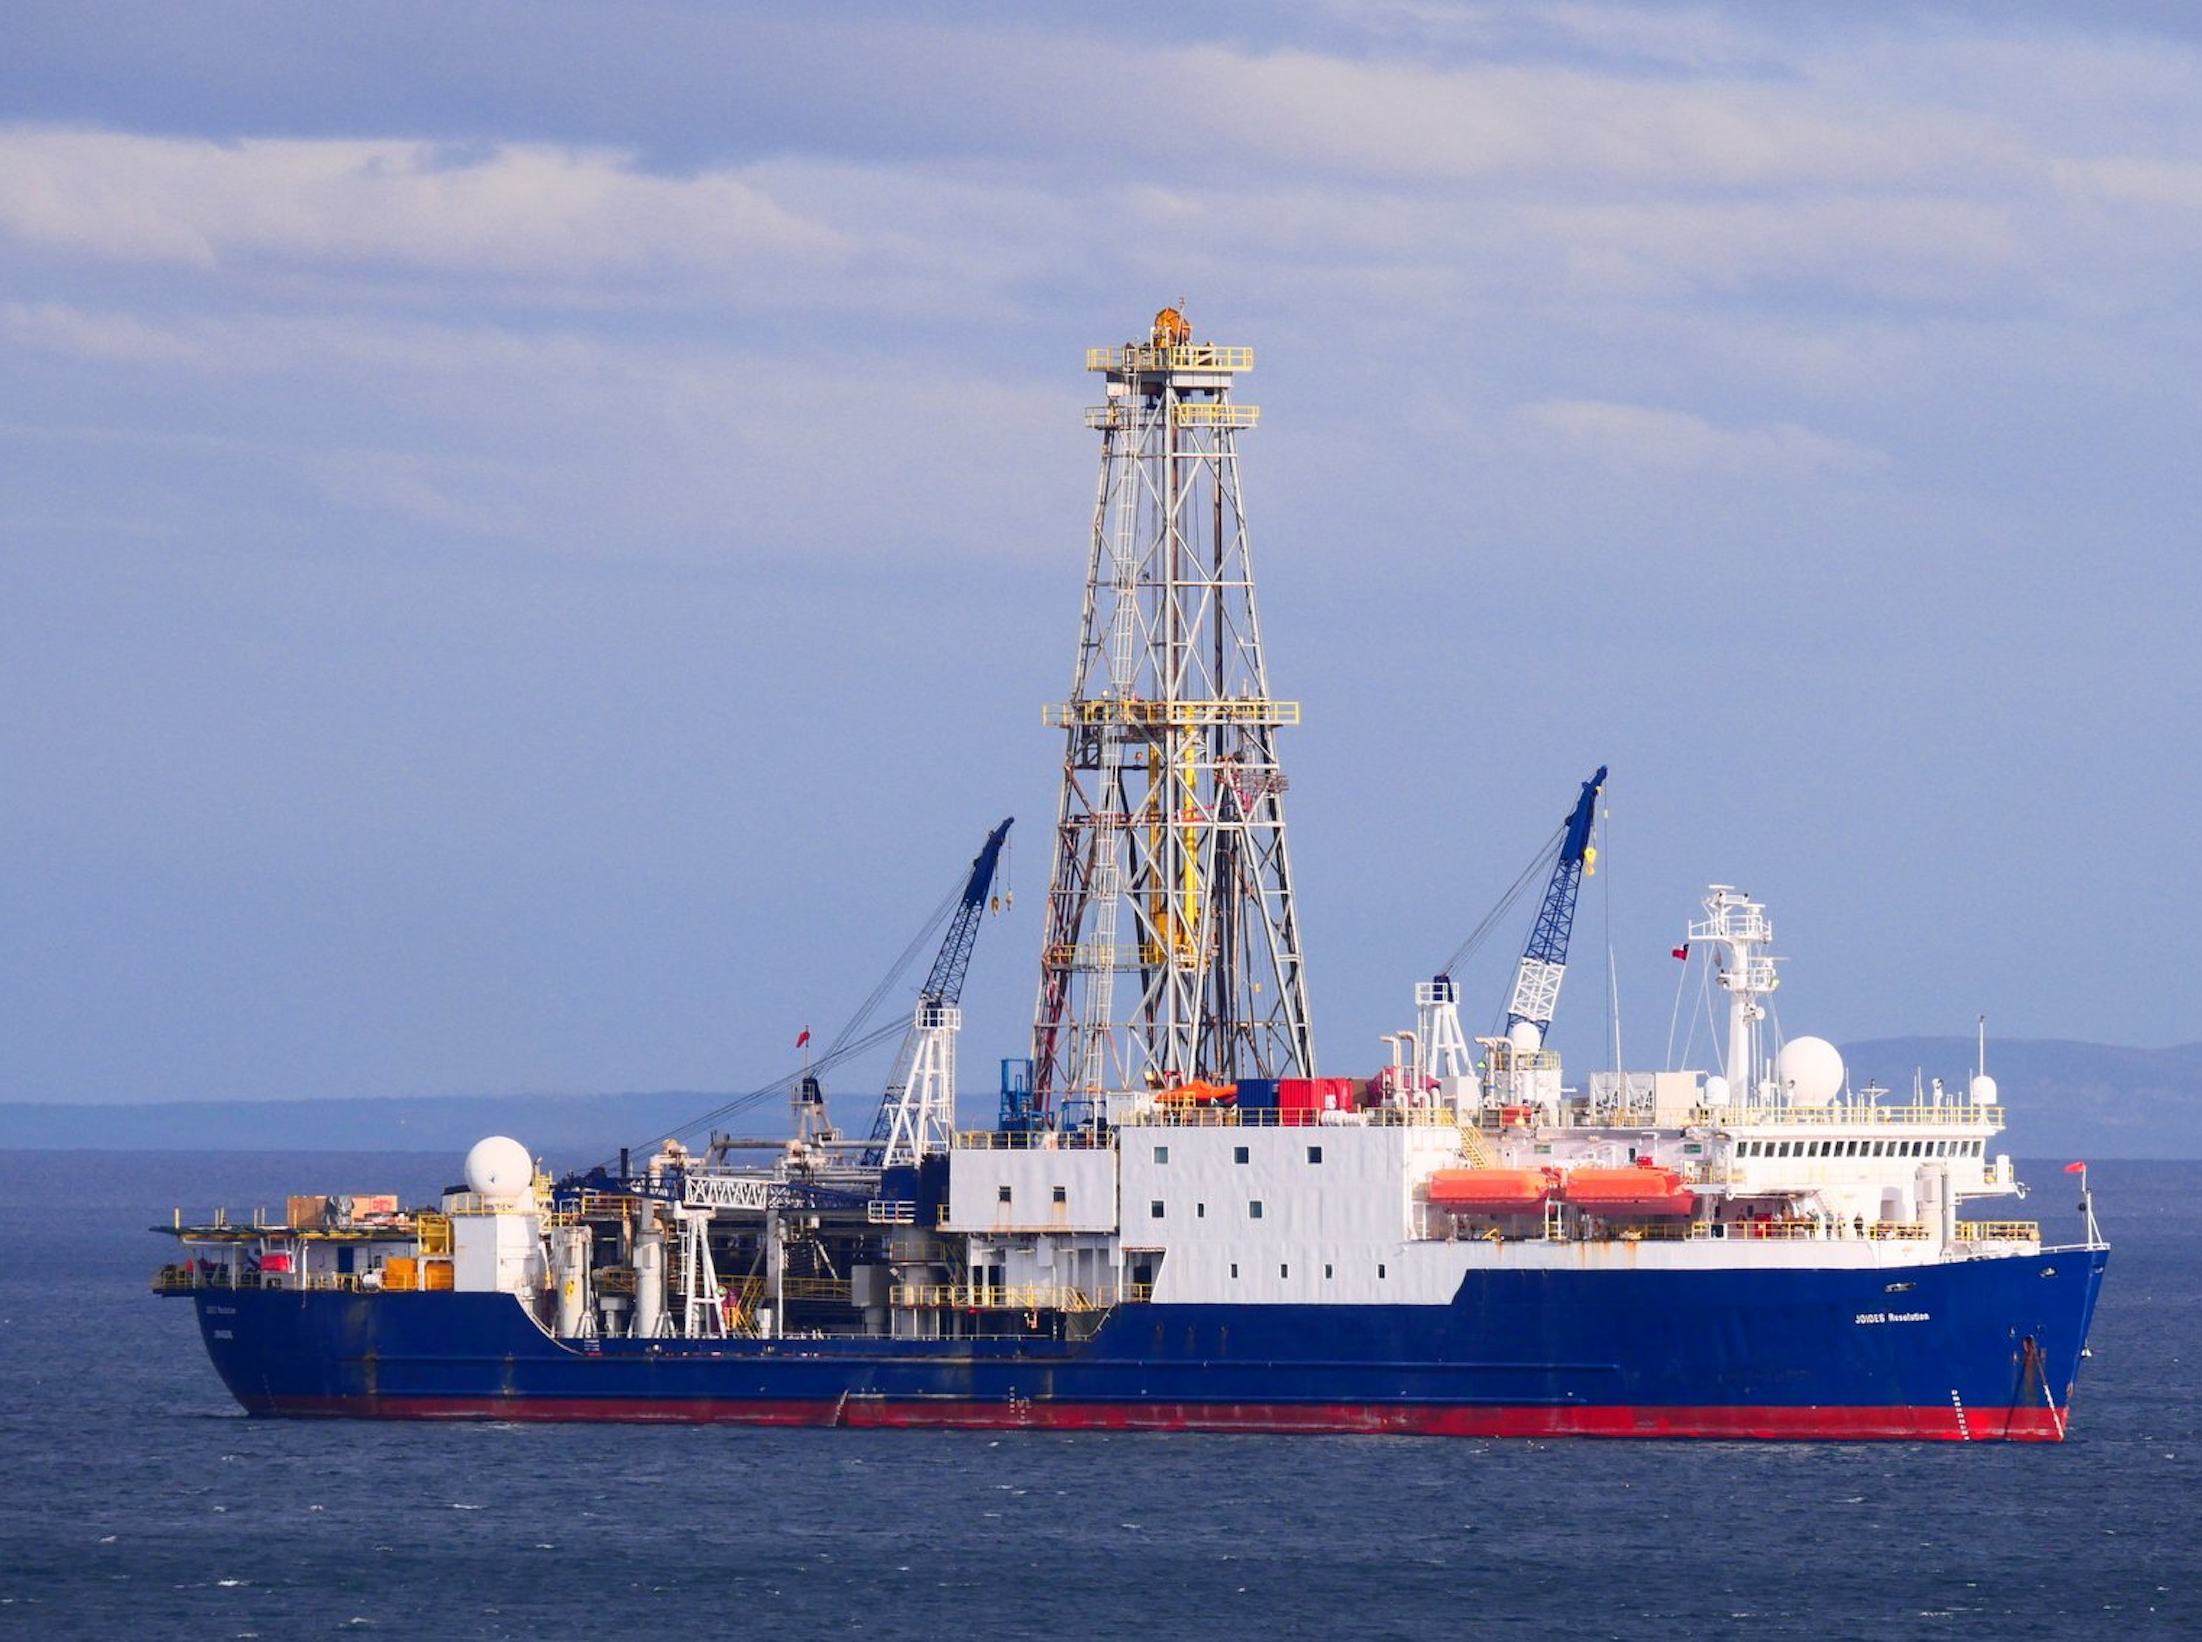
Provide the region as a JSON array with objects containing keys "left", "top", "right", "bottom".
[{"left": 0, "top": 1151, "right": 2194, "bottom": 1640}]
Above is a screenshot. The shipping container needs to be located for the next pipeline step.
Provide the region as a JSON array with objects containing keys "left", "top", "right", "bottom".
[{"left": 1236, "top": 1078, "right": 1279, "bottom": 1111}]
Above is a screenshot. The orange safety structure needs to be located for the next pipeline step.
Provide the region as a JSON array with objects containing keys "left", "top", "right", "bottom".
[
  {"left": 1157, "top": 1080, "right": 1238, "bottom": 1106},
  {"left": 1560, "top": 1165, "right": 1695, "bottom": 1215},
  {"left": 1427, "top": 1169, "right": 1555, "bottom": 1212}
]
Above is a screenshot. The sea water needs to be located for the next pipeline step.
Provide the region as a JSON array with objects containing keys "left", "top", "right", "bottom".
[{"left": 1, "top": 1151, "right": 2195, "bottom": 1641}]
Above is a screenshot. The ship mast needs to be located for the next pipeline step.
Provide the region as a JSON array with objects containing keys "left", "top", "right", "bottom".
[
  {"left": 1691, "top": 885, "right": 1780, "bottom": 1100},
  {"left": 1029, "top": 308, "right": 1315, "bottom": 1111}
]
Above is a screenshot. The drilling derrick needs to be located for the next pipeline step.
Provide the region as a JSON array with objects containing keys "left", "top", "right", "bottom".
[{"left": 1030, "top": 309, "right": 1315, "bottom": 1110}]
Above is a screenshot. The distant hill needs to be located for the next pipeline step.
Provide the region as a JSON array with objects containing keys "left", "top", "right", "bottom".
[
  {"left": 1838, "top": 1038, "right": 2202, "bottom": 1159},
  {"left": 5, "top": 1038, "right": 2197, "bottom": 1159}
]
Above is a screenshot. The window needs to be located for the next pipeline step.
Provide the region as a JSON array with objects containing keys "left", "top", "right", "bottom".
[
  {"left": 1196, "top": 1203, "right": 1206, "bottom": 1219},
  {"left": 1233, "top": 1145, "right": 1250, "bottom": 1165},
  {"left": 1230, "top": 1263, "right": 1239, "bottom": 1279},
  {"left": 1280, "top": 1264, "right": 1290, "bottom": 1279},
  {"left": 1154, "top": 1145, "right": 1169, "bottom": 1164},
  {"left": 1149, "top": 1200, "right": 1165, "bottom": 1219},
  {"left": 1249, "top": 1200, "right": 1265, "bottom": 1219},
  {"left": 1378, "top": 1264, "right": 1387, "bottom": 1279},
  {"left": 1052, "top": 1185, "right": 1067, "bottom": 1204},
  {"left": 997, "top": 1184, "right": 1012, "bottom": 1204},
  {"left": 1307, "top": 1145, "right": 1323, "bottom": 1164},
  {"left": 1323, "top": 1263, "right": 1333, "bottom": 1279}
]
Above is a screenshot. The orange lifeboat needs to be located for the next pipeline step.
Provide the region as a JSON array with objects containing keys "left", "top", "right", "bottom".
[
  {"left": 1559, "top": 1164, "right": 1695, "bottom": 1215},
  {"left": 1427, "top": 1169, "right": 1554, "bottom": 1213},
  {"left": 1157, "top": 1080, "right": 1238, "bottom": 1107}
]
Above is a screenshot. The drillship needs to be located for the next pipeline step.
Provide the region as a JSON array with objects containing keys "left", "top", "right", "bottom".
[{"left": 158, "top": 311, "right": 2107, "bottom": 1439}]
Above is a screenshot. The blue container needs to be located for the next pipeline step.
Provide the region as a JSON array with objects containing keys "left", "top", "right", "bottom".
[{"left": 1236, "top": 1078, "right": 1279, "bottom": 1111}]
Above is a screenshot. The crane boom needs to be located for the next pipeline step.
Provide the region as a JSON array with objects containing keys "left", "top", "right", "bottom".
[
  {"left": 866, "top": 818, "right": 1014, "bottom": 1164},
  {"left": 1503, "top": 767, "right": 1606, "bottom": 1043}
]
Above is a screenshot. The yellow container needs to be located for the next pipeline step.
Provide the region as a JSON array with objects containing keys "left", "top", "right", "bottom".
[
  {"left": 383, "top": 1257, "right": 418, "bottom": 1291},
  {"left": 421, "top": 1259, "right": 455, "bottom": 1292}
]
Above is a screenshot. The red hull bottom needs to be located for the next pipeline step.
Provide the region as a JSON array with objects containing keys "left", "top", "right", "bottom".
[{"left": 252, "top": 1396, "right": 2071, "bottom": 1441}]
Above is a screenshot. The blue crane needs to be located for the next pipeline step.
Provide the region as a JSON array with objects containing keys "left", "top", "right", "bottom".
[
  {"left": 1502, "top": 767, "right": 1606, "bottom": 1045},
  {"left": 863, "top": 817, "right": 1014, "bottom": 1165}
]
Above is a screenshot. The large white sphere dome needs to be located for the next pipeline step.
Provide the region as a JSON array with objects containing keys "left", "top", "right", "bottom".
[
  {"left": 465, "top": 1135, "right": 534, "bottom": 1202},
  {"left": 1777, "top": 1036, "right": 1846, "bottom": 1106}
]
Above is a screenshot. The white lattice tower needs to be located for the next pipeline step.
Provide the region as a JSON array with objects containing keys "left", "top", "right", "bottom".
[
  {"left": 1031, "top": 310, "right": 1315, "bottom": 1108},
  {"left": 1418, "top": 977, "right": 1475, "bottom": 1081},
  {"left": 883, "top": 1002, "right": 960, "bottom": 1166}
]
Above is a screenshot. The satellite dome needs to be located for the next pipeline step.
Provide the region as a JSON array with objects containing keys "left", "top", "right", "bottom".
[
  {"left": 1777, "top": 1037, "right": 1845, "bottom": 1107},
  {"left": 1969, "top": 1073, "right": 1999, "bottom": 1105},
  {"left": 1702, "top": 1074, "right": 1731, "bottom": 1106},
  {"left": 465, "top": 1135, "right": 534, "bottom": 1203},
  {"left": 1507, "top": 1020, "right": 1543, "bottom": 1052}
]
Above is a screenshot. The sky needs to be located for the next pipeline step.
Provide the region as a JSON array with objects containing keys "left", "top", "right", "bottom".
[{"left": 6, "top": 1, "right": 2200, "bottom": 1119}]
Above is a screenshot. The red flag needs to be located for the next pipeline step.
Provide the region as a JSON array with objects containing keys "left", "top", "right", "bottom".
[
  {"left": 1671, "top": 944, "right": 1689, "bottom": 961},
  {"left": 2064, "top": 1161, "right": 2086, "bottom": 1173},
  {"left": 796, "top": 1026, "right": 812, "bottom": 1049}
]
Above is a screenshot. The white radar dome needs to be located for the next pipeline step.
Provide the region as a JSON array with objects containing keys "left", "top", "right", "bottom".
[
  {"left": 1777, "top": 1037, "right": 1846, "bottom": 1107},
  {"left": 1507, "top": 1020, "right": 1543, "bottom": 1052},
  {"left": 465, "top": 1135, "right": 535, "bottom": 1203},
  {"left": 1702, "top": 1074, "right": 1731, "bottom": 1106},
  {"left": 1969, "top": 1073, "right": 1999, "bottom": 1105}
]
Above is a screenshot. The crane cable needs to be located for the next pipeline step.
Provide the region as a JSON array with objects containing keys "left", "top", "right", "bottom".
[
  {"left": 1436, "top": 819, "right": 1567, "bottom": 982},
  {"left": 594, "top": 859, "right": 979, "bottom": 1172}
]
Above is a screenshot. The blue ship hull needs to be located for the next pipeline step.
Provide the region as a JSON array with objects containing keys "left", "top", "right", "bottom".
[{"left": 189, "top": 1246, "right": 2106, "bottom": 1440}]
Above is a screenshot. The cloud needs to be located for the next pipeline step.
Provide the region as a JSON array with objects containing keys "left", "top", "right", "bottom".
[
  {"left": 2, "top": 299, "right": 220, "bottom": 367},
  {"left": 0, "top": 129, "right": 846, "bottom": 277},
  {"left": 1514, "top": 397, "right": 1886, "bottom": 476}
]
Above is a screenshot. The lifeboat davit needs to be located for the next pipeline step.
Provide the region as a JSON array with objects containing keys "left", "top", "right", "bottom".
[
  {"left": 1560, "top": 1164, "right": 1695, "bottom": 1215},
  {"left": 1427, "top": 1169, "right": 1554, "bottom": 1212}
]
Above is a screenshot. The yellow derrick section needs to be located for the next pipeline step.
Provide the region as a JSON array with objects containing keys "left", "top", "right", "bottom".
[
  {"left": 1042, "top": 698, "right": 1299, "bottom": 728},
  {"left": 1085, "top": 342, "right": 1254, "bottom": 374},
  {"left": 1083, "top": 402, "right": 1260, "bottom": 430}
]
